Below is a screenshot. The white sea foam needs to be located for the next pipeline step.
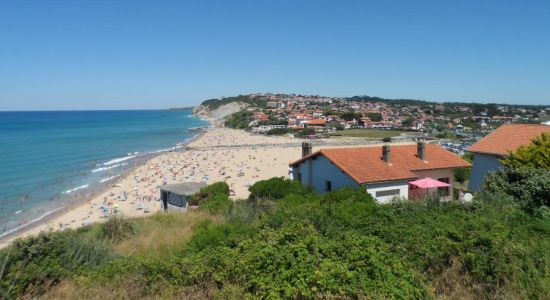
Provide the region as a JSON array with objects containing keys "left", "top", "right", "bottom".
[
  {"left": 102, "top": 155, "right": 136, "bottom": 166},
  {"left": 99, "top": 175, "right": 118, "bottom": 183},
  {"left": 185, "top": 134, "right": 200, "bottom": 141},
  {"left": 63, "top": 184, "right": 89, "bottom": 194},
  {"left": 0, "top": 207, "right": 65, "bottom": 239},
  {"left": 148, "top": 147, "right": 175, "bottom": 154},
  {"left": 92, "top": 163, "right": 127, "bottom": 173}
]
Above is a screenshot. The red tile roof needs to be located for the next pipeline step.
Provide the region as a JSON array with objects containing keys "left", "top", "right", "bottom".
[
  {"left": 469, "top": 124, "right": 550, "bottom": 155},
  {"left": 303, "top": 119, "right": 327, "bottom": 125},
  {"left": 289, "top": 144, "right": 471, "bottom": 184}
]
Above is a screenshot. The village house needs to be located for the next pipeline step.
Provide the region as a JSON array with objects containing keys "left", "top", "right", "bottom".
[
  {"left": 289, "top": 142, "right": 471, "bottom": 203},
  {"left": 468, "top": 124, "right": 550, "bottom": 191},
  {"left": 302, "top": 118, "right": 327, "bottom": 128}
]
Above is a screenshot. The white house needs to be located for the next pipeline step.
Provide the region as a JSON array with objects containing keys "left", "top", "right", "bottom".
[
  {"left": 289, "top": 142, "right": 471, "bottom": 203},
  {"left": 468, "top": 124, "right": 550, "bottom": 191}
]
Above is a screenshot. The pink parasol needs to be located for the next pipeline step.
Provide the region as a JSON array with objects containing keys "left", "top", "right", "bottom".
[{"left": 409, "top": 177, "right": 450, "bottom": 188}]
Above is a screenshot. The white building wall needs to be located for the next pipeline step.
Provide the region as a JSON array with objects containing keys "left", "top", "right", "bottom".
[{"left": 366, "top": 180, "right": 409, "bottom": 203}]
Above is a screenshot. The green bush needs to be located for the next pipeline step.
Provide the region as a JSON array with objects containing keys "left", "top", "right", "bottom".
[
  {"left": 190, "top": 182, "right": 232, "bottom": 214},
  {"left": 189, "top": 182, "right": 229, "bottom": 205},
  {"left": 295, "top": 128, "right": 316, "bottom": 138},
  {"left": 478, "top": 167, "right": 550, "bottom": 213},
  {"left": 4, "top": 179, "right": 550, "bottom": 299},
  {"left": 0, "top": 230, "right": 112, "bottom": 298},
  {"left": 266, "top": 128, "right": 290, "bottom": 135},
  {"left": 100, "top": 215, "right": 138, "bottom": 243},
  {"left": 501, "top": 133, "right": 550, "bottom": 169},
  {"left": 224, "top": 110, "right": 253, "bottom": 129},
  {"left": 248, "top": 177, "right": 313, "bottom": 201},
  {"left": 201, "top": 194, "right": 233, "bottom": 214}
]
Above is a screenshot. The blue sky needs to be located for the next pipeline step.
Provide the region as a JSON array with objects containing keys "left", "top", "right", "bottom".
[{"left": 0, "top": 0, "right": 549, "bottom": 110}]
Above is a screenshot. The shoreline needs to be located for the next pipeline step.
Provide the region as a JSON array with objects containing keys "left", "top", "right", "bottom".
[
  {"left": 0, "top": 125, "right": 414, "bottom": 249},
  {"left": 0, "top": 128, "right": 207, "bottom": 245}
]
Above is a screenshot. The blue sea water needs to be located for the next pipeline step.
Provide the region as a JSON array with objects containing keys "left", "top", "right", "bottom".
[{"left": 0, "top": 110, "right": 207, "bottom": 237}]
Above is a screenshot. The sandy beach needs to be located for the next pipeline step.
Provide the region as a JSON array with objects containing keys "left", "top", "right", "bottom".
[{"left": 0, "top": 127, "right": 413, "bottom": 248}]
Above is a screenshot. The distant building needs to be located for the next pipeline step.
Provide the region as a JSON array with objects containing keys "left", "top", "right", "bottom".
[
  {"left": 289, "top": 143, "right": 470, "bottom": 203},
  {"left": 302, "top": 118, "right": 327, "bottom": 128},
  {"left": 251, "top": 125, "right": 289, "bottom": 134},
  {"left": 159, "top": 182, "right": 205, "bottom": 212},
  {"left": 468, "top": 124, "right": 550, "bottom": 191}
]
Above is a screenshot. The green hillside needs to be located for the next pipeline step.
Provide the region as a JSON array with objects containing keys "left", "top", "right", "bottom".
[{"left": 1, "top": 175, "right": 549, "bottom": 299}]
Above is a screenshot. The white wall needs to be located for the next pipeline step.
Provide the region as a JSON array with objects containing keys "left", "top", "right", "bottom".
[{"left": 366, "top": 180, "right": 409, "bottom": 203}]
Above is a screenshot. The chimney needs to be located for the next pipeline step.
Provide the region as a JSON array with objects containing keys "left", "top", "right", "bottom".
[
  {"left": 382, "top": 145, "right": 391, "bottom": 163},
  {"left": 302, "top": 142, "right": 312, "bottom": 158},
  {"left": 417, "top": 141, "right": 426, "bottom": 161}
]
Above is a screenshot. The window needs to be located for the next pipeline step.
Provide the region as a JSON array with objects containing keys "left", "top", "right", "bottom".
[
  {"left": 325, "top": 180, "right": 332, "bottom": 192},
  {"left": 167, "top": 193, "right": 186, "bottom": 207},
  {"left": 437, "top": 177, "right": 450, "bottom": 196},
  {"left": 375, "top": 189, "right": 400, "bottom": 197}
]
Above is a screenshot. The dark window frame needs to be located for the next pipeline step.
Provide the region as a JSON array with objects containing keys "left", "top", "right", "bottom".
[
  {"left": 375, "top": 189, "right": 400, "bottom": 197},
  {"left": 325, "top": 180, "right": 332, "bottom": 192},
  {"left": 167, "top": 193, "right": 187, "bottom": 207}
]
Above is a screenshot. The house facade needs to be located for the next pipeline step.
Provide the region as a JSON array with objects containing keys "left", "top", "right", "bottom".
[
  {"left": 468, "top": 124, "right": 550, "bottom": 191},
  {"left": 289, "top": 143, "right": 470, "bottom": 203}
]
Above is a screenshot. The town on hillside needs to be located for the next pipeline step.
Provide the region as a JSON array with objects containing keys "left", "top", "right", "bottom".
[{"left": 198, "top": 93, "right": 550, "bottom": 155}]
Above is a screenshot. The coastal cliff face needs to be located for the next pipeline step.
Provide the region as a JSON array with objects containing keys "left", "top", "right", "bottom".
[{"left": 193, "top": 102, "right": 248, "bottom": 126}]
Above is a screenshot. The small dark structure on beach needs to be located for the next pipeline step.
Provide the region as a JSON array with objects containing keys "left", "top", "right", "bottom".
[{"left": 158, "top": 182, "right": 205, "bottom": 212}]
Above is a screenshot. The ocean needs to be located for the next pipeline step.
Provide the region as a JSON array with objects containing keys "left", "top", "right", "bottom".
[{"left": 0, "top": 109, "right": 207, "bottom": 237}]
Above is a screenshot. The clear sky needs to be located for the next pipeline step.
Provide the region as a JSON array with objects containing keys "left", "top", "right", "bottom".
[{"left": 1, "top": 0, "right": 549, "bottom": 110}]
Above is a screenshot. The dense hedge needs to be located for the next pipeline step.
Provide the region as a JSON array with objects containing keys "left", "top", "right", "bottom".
[
  {"left": 1, "top": 180, "right": 549, "bottom": 299},
  {"left": 478, "top": 167, "right": 550, "bottom": 214},
  {"left": 248, "top": 177, "right": 312, "bottom": 201}
]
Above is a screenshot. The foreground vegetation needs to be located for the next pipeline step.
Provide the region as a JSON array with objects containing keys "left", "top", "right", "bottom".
[{"left": 1, "top": 175, "right": 549, "bottom": 299}]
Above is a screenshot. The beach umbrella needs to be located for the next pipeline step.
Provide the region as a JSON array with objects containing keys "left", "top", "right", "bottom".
[
  {"left": 409, "top": 177, "right": 450, "bottom": 188},
  {"left": 408, "top": 177, "right": 450, "bottom": 200}
]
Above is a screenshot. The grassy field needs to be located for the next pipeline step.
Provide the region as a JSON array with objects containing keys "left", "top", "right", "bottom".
[{"left": 331, "top": 129, "right": 406, "bottom": 138}]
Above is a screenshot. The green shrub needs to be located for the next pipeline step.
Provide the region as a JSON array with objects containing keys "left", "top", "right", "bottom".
[
  {"left": 266, "top": 127, "right": 290, "bottom": 135},
  {"left": 478, "top": 167, "right": 550, "bottom": 213},
  {"left": 248, "top": 177, "right": 313, "bottom": 201},
  {"left": 190, "top": 182, "right": 232, "bottom": 214},
  {"left": 294, "top": 128, "right": 316, "bottom": 138},
  {"left": 201, "top": 194, "right": 233, "bottom": 214},
  {"left": 189, "top": 182, "right": 230, "bottom": 205},
  {"left": 501, "top": 133, "right": 550, "bottom": 169},
  {"left": 224, "top": 110, "right": 253, "bottom": 129},
  {"left": 100, "top": 215, "right": 138, "bottom": 243},
  {"left": 0, "top": 230, "right": 112, "bottom": 298},
  {"left": 5, "top": 178, "right": 550, "bottom": 299}
]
